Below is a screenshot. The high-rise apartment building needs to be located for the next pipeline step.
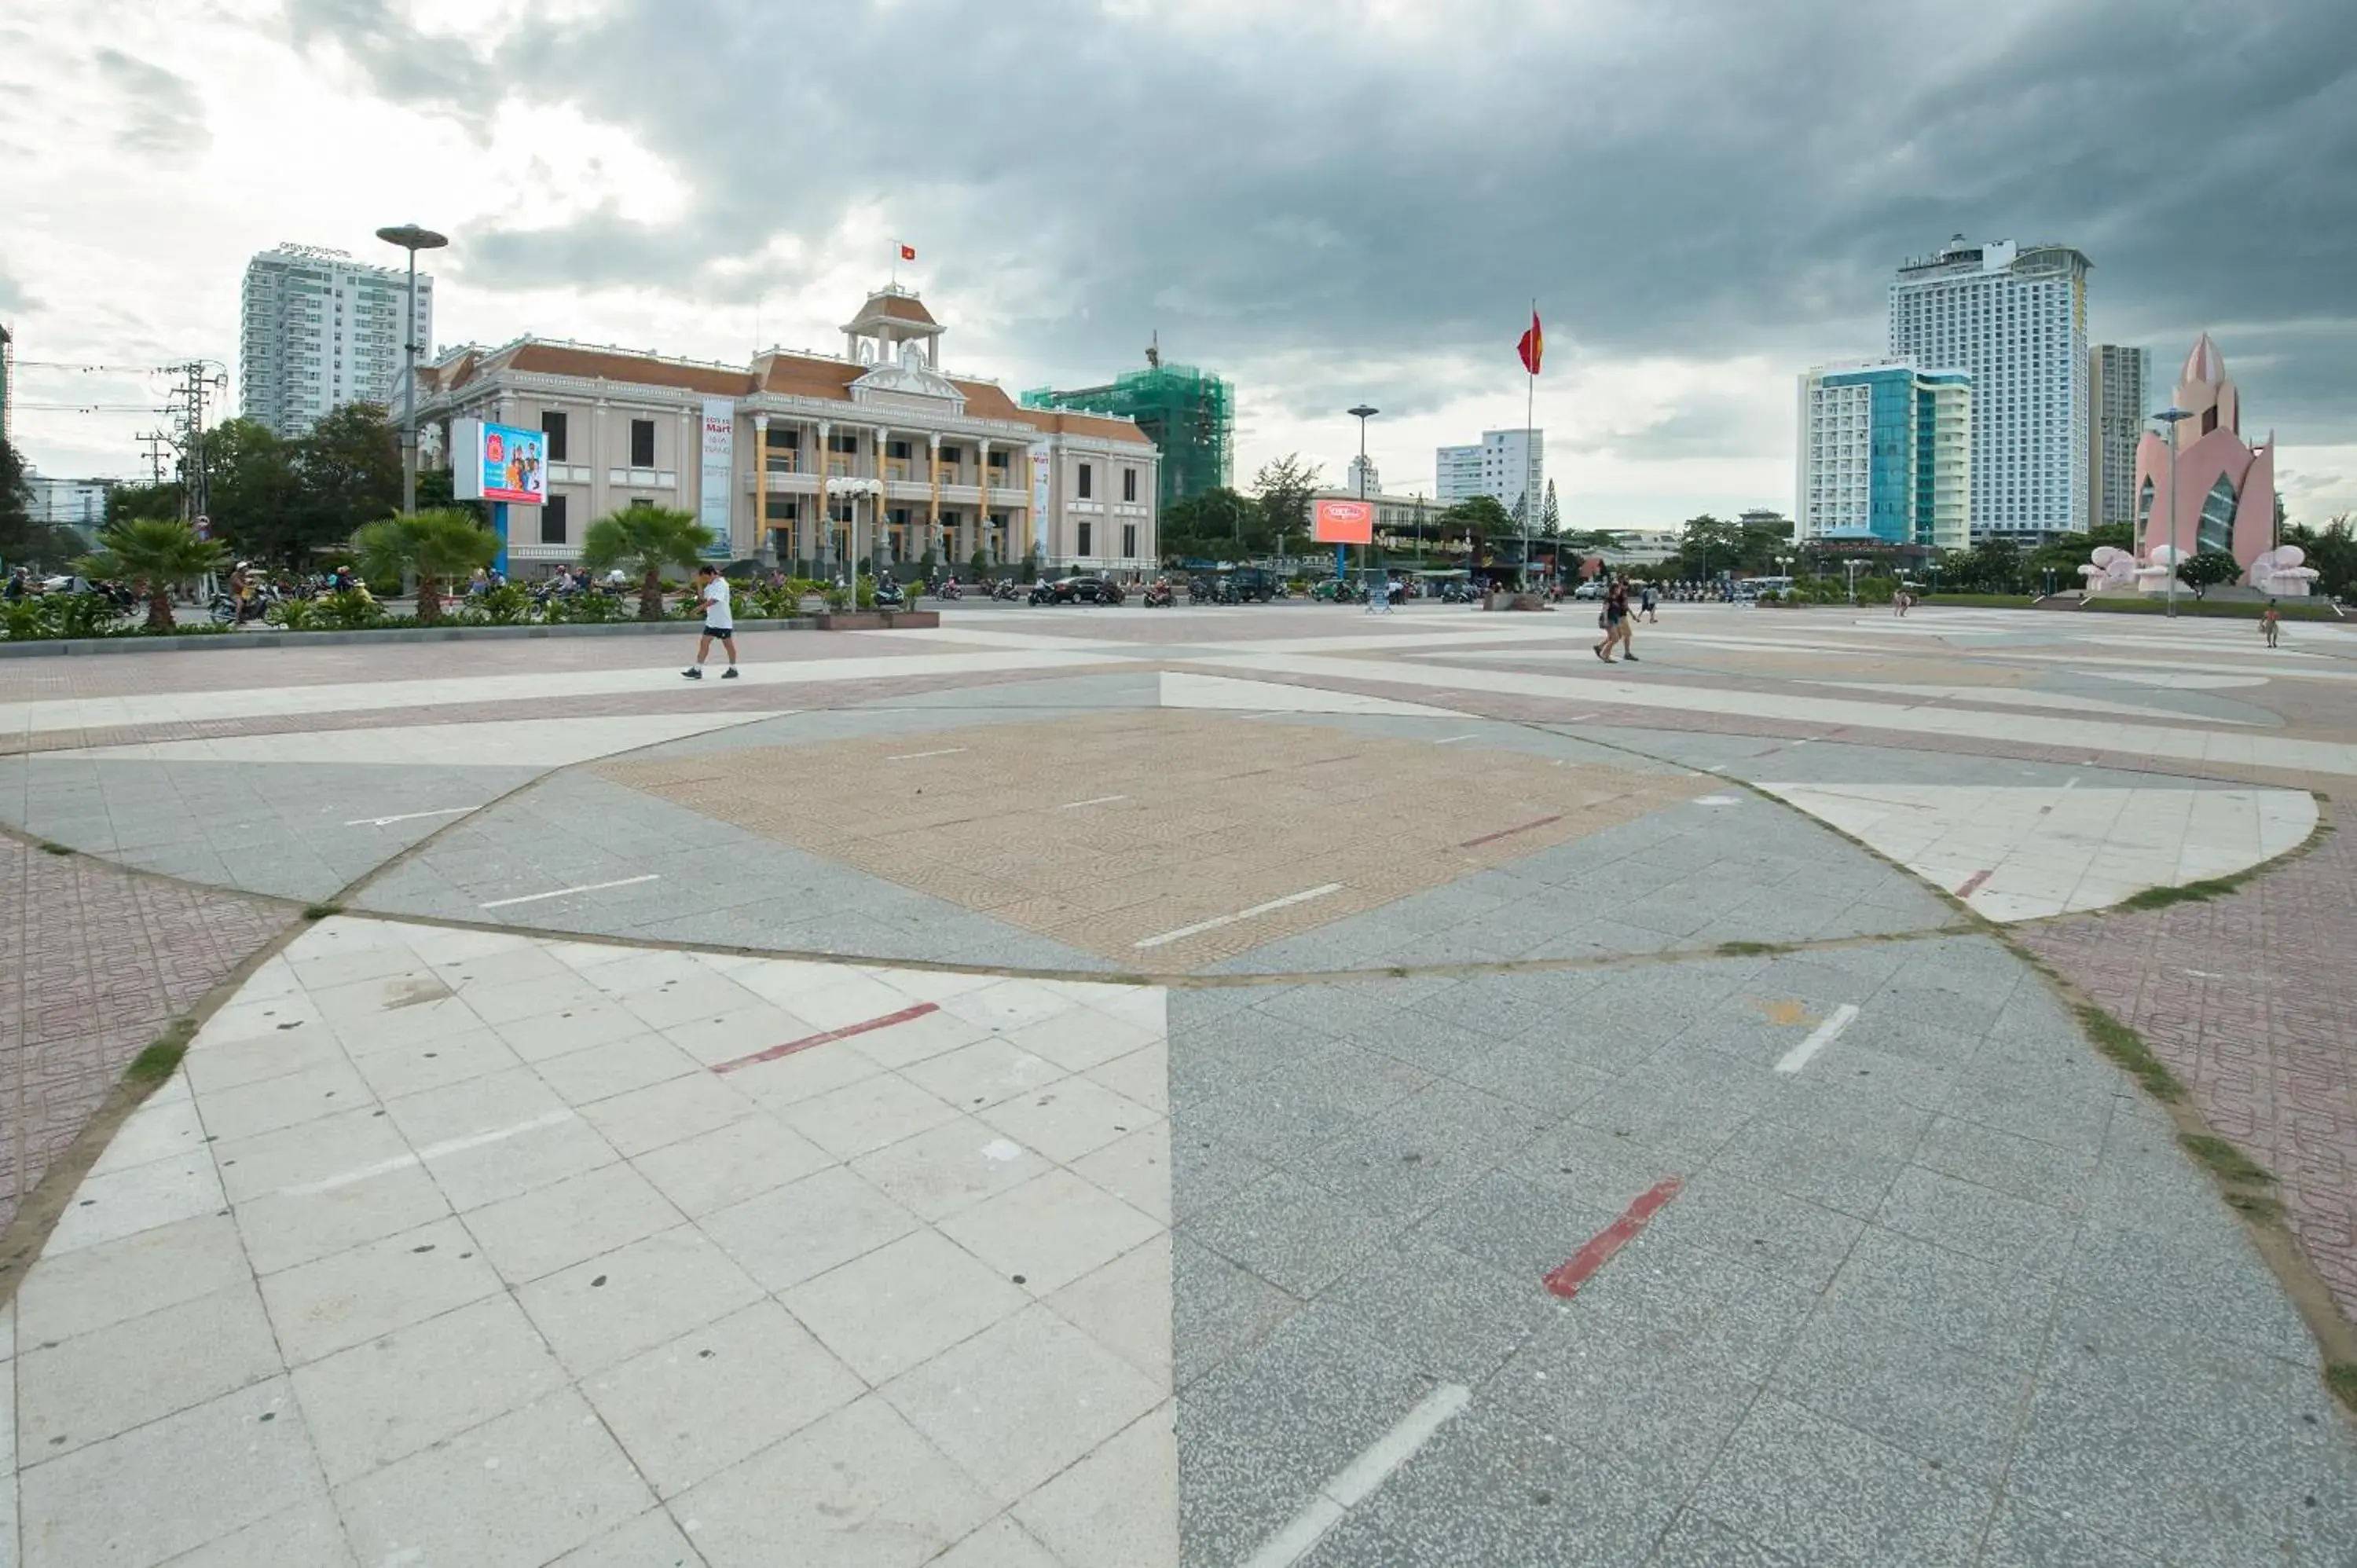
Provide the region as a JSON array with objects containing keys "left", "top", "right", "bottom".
[
  {"left": 240, "top": 244, "right": 432, "bottom": 438},
  {"left": 1345, "top": 453, "right": 1381, "bottom": 496},
  {"left": 1795, "top": 360, "right": 1972, "bottom": 548},
  {"left": 1886, "top": 236, "right": 2088, "bottom": 541},
  {"left": 1435, "top": 428, "right": 1543, "bottom": 515},
  {"left": 2088, "top": 344, "right": 2150, "bottom": 531}
]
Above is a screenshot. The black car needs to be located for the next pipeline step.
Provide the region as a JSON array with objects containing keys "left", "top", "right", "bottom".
[{"left": 1031, "top": 573, "right": 1126, "bottom": 606}]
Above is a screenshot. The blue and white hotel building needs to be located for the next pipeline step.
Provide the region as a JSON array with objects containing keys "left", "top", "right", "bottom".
[{"left": 1795, "top": 360, "right": 1973, "bottom": 550}]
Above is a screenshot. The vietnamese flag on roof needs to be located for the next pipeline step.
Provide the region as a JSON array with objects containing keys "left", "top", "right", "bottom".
[{"left": 1518, "top": 310, "right": 1544, "bottom": 376}]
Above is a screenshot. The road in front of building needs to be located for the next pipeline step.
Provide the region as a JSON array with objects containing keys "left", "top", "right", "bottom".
[{"left": 3, "top": 600, "right": 2355, "bottom": 1567}]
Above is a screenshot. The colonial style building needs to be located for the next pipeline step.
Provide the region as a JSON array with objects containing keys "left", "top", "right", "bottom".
[{"left": 413, "top": 287, "right": 1159, "bottom": 575}]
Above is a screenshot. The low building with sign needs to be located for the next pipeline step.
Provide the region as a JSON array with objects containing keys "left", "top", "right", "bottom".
[{"left": 413, "top": 286, "right": 1160, "bottom": 576}]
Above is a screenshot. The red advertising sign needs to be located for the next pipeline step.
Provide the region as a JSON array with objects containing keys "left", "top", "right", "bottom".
[{"left": 1312, "top": 497, "right": 1374, "bottom": 544}]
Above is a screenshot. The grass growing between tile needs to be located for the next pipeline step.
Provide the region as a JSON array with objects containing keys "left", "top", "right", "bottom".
[
  {"left": 2329, "top": 1364, "right": 2357, "bottom": 1416},
  {"left": 301, "top": 902, "right": 343, "bottom": 921},
  {"left": 2075, "top": 1002, "right": 2185, "bottom": 1101},
  {"left": 125, "top": 1017, "right": 198, "bottom": 1086},
  {"left": 38, "top": 840, "right": 74, "bottom": 855},
  {"left": 2180, "top": 1134, "right": 2275, "bottom": 1189}
]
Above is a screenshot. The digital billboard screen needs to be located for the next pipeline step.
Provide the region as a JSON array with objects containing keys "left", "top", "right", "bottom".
[
  {"left": 453, "top": 418, "right": 547, "bottom": 506},
  {"left": 1311, "top": 497, "right": 1373, "bottom": 545}
]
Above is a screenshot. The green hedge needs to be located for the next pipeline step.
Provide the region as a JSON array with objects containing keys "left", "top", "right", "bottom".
[{"left": 2079, "top": 597, "right": 2342, "bottom": 621}]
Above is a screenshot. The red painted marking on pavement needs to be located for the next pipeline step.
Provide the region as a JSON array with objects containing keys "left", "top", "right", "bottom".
[
  {"left": 1460, "top": 814, "right": 1566, "bottom": 851},
  {"left": 1956, "top": 868, "right": 1995, "bottom": 898},
  {"left": 711, "top": 1002, "right": 939, "bottom": 1075},
  {"left": 1542, "top": 1175, "right": 1684, "bottom": 1299}
]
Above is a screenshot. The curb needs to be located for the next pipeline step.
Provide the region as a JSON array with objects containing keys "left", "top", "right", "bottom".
[{"left": 0, "top": 615, "right": 830, "bottom": 658}]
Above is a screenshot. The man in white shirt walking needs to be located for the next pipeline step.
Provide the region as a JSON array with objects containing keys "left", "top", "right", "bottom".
[{"left": 680, "top": 564, "right": 739, "bottom": 680}]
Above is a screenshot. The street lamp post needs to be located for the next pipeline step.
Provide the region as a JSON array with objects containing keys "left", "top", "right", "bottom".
[
  {"left": 1347, "top": 404, "right": 1377, "bottom": 589},
  {"left": 1844, "top": 558, "right": 1868, "bottom": 607},
  {"left": 376, "top": 224, "right": 450, "bottom": 516},
  {"left": 2151, "top": 406, "right": 2191, "bottom": 621}
]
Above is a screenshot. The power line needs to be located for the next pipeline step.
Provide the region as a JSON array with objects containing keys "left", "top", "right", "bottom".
[{"left": 13, "top": 402, "right": 171, "bottom": 413}]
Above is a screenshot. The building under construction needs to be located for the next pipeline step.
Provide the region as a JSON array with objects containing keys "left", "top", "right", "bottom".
[{"left": 1024, "top": 340, "right": 1233, "bottom": 509}]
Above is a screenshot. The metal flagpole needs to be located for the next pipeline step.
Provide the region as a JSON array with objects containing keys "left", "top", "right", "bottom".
[{"left": 1522, "top": 299, "right": 1536, "bottom": 589}]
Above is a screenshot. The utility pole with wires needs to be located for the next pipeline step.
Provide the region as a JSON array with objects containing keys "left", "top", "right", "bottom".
[
  {"left": 165, "top": 361, "right": 225, "bottom": 533},
  {"left": 137, "top": 430, "right": 172, "bottom": 486}
]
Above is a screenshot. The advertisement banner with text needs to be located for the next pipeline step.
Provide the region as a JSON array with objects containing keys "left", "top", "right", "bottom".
[
  {"left": 699, "top": 399, "right": 735, "bottom": 556},
  {"left": 1312, "top": 496, "right": 1374, "bottom": 545}
]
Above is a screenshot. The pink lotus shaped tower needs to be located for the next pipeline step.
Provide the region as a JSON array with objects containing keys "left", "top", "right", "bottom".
[{"left": 2132, "top": 334, "right": 2283, "bottom": 588}]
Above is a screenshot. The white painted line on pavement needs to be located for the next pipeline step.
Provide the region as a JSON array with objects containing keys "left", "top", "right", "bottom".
[
  {"left": 1431, "top": 733, "right": 1479, "bottom": 744},
  {"left": 281, "top": 1108, "right": 577, "bottom": 1196},
  {"left": 1135, "top": 883, "right": 1345, "bottom": 949},
  {"left": 1239, "top": 1383, "right": 1472, "bottom": 1568},
  {"left": 1058, "top": 794, "right": 1128, "bottom": 809},
  {"left": 481, "top": 874, "right": 659, "bottom": 909},
  {"left": 1776, "top": 1002, "right": 1860, "bottom": 1075},
  {"left": 344, "top": 806, "right": 473, "bottom": 827},
  {"left": 888, "top": 747, "right": 969, "bottom": 760}
]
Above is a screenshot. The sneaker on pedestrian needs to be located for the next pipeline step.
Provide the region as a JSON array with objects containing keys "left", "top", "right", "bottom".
[
  {"left": 1623, "top": 654, "right": 1640, "bottom": 661},
  {"left": 720, "top": 667, "right": 739, "bottom": 679},
  {"left": 680, "top": 666, "right": 702, "bottom": 680}
]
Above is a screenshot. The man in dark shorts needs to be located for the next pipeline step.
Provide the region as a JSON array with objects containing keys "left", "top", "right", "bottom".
[{"left": 680, "top": 563, "right": 739, "bottom": 679}]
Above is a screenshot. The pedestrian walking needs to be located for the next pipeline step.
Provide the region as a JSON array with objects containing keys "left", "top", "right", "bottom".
[
  {"left": 1595, "top": 577, "right": 1637, "bottom": 662},
  {"left": 680, "top": 563, "right": 740, "bottom": 680},
  {"left": 1640, "top": 581, "right": 1659, "bottom": 623},
  {"left": 2263, "top": 600, "right": 2282, "bottom": 649}
]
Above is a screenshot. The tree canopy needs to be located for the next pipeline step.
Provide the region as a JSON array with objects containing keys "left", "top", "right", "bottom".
[
  {"left": 1250, "top": 454, "right": 1322, "bottom": 553},
  {"left": 189, "top": 405, "right": 405, "bottom": 566}
]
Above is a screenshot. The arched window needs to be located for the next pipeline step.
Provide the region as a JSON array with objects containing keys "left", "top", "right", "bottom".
[{"left": 2197, "top": 472, "right": 2238, "bottom": 556}]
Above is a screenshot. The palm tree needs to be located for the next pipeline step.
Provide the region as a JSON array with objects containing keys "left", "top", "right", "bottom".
[
  {"left": 582, "top": 506, "right": 713, "bottom": 620},
  {"left": 352, "top": 508, "right": 500, "bottom": 623},
  {"left": 75, "top": 518, "right": 225, "bottom": 631}
]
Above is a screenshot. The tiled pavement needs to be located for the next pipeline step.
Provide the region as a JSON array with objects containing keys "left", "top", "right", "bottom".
[
  {"left": 0, "top": 834, "right": 288, "bottom": 1234},
  {"left": 6, "top": 921, "right": 1174, "bottom": 1567},
  {"left": 7, "top": 602, "right": 2357, "bottom": 1566},
  {"left": 2021, "top": 789, "right": 2357, "bottom": 1320}
]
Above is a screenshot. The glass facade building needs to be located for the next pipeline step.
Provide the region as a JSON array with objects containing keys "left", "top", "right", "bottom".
[{"left": 1796, "top": 361, "right": 1971, "bottom": 548}]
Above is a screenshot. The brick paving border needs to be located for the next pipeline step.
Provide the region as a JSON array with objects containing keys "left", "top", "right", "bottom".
[
  {"left": 2020, "top": 794, "right": 2357, "bottom": 1324},
  {"left": 0, "top": 835, "right": 289, "bottom": 1232}
]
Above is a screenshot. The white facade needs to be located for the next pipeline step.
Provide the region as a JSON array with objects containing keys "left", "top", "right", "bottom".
[
  {"left": 1886, "top": 236, "right": 2088, "bottom": 541},
  {"left": 414, "top": 288, "right": 1158, "bottom": 576},
  {"left": 1435, "top": 428, "right": 1544, "bottom": 515},
  {"left": 23, "top": 473, "right": 115, "bottom": 537},
  {"left": 1345, "top": 453, "right": 1381, "bottom": 496},
  {"left": 1795, "top": 361, "right": 1971, "bottom": 549},
  {"left": 240, "top": 244, "right": 434, "bottom": 438}
]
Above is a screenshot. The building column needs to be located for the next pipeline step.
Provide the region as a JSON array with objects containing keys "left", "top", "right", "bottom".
[
  {"left": 927, "top": 431, "right": 942, "bottom": 566},
  {"left": 816, "top": 419, "right": 833, "bottom": 574},
  {"left": 753, "top": 413, "right": 771, "bottom": 561},
  {"left": 872, "top": 425, "right": 890, "bottom": 570},
  {"left": 977, "top": 438, "right": 992, "bottom": 563}
]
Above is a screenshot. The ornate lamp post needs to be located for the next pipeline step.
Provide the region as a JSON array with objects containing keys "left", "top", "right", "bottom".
[{"left": 375, "top": 224, "right": 449, "bottom": 515}]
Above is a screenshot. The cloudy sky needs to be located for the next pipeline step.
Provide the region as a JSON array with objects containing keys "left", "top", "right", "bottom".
[{"left": 5, "top": 0, "right": 2353, "bottom": 528}]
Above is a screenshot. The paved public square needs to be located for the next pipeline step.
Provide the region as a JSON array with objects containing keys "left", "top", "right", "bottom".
[{"left": 4, "top": 598, "right": 2356, "bottom": 1566}]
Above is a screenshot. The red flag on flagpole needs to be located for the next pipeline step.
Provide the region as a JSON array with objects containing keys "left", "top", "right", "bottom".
[
  {"left": 1517, "top": 310, "right": 1544, "bottom": 376},
  {"left": 899, "top": 243, "right": 917, "bottom": 262}
]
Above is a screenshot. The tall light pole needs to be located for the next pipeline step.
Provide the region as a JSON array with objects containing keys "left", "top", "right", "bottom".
[
  {"left": 376, "top": 224, "right": 449, "bottom": 515},
  {"left": 1844, "top": 558, "right": 1868, "bottom": 606},
  {"left": 2152, "top": 405, "right": 2190, "bottom": 621},
  {"left": 1347, "top": 404, "right": 1377, "bottom": 587}
]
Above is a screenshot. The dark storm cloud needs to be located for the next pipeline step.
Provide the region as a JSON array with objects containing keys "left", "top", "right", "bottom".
[
  {"left": 93, "top": 49, "right": 211, "bottom": 158},
  {"left": 286, "top": 0, "right": 2357, "bottom": 442}
]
